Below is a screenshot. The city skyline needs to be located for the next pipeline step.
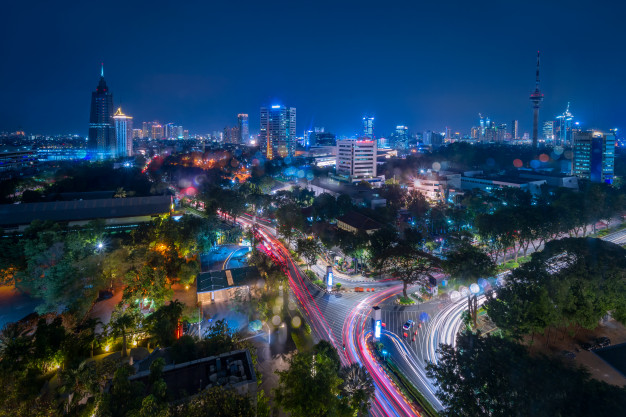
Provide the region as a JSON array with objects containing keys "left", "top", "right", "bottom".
[{"left": 2, "top": 1, "right": 625, "bottom": 137}]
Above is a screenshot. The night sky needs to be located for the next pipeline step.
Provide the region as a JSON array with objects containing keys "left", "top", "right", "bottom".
[{"left": 2, "top": 0, "right": 625, "bottom": 137}]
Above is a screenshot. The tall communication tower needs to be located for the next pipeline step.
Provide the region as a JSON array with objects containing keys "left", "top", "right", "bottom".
[{"left": 530, "top": 51, "right": 544, "bottom": 151}]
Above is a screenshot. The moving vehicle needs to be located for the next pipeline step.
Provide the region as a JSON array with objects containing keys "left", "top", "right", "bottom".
[{"left": 402, "top": 320, "right": 414, "bottom": 330}]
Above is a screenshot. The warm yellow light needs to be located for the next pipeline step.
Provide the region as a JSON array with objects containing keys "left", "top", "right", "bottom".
[{"left": 104, "top": 345, "right": 110, "bottom": 352}]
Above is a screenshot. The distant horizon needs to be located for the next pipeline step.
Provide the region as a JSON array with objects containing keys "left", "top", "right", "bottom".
[{"left": 2, "top": 1, "right": 625, "bottom": 137}]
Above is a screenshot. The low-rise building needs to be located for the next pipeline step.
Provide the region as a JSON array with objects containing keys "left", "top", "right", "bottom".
[
  {"left": 197, "top": 266, "right": 260, "bottom": 304},
  {"left": 0, "top": 195, "right": 172, "bottom": 231},
  {"left": 337, "top": 211, "right": 382, "bottom": 235},
  {"left": 130, "top": 349, "right": 256, "bottom": 401},
  {"left": 460, "top": 175, "right": 546, "bottom": 195}
]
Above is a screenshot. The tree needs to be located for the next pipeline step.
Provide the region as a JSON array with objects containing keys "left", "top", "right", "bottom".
[
  {"left": 100, "top": 364, "right": 145, "bottom": 416},
  {"left": 443, "top": 243, "right": 495, "bottom": 282},
  {"left": 110, "top": 310, "right": 140, "bottom": 357},
  {"left": 426, "top": 331, "right": 626, "bottom": 417},
  {"left": 123, "top": 265, "right": 173, "bottom": 308},
  {"left": 172, "top": 386, "right": 255, "bottom": 417},
  {"left": 58, "top": 361, "right": 98, "bottom": 414},
  {"left": 381, "top": 243, "right": 440, "bottom": 298},
  {"left": 146, "top": 300, "right": 185, "bottom": 347},
  {"left": 274, "top": 346, "right": 350, "bottom": 417},
  {"left": 296, "top": 238, "right": 321, "bottom": 270},
  {"left": 485, "top": 238, "right": 626, "bottom": 339},
  {"left": 276, "top": 203, "right": 305, "bottom": 244},
  {"left": 339, "top": 363, "right": 375, "bottom": 416}
]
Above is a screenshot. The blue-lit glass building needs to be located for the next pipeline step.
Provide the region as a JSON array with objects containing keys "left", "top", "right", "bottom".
[
  {"left": 572, "top": 130, "right": 615, "bottom": 184},
  {"left": 260, "top": 105, "right": 296, "bottom": 159},
  {"left": 88, "top": 65, "right": 115, "bottom": 159}
]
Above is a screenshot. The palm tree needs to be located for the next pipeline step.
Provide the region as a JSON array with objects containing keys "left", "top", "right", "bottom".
[
  {"left": 58, "top": 360, "right": 98, "bottom": 414},
  {"left": 340, "top": 363, "right": 375, "bottom": 416},
  {"left": 110, "top": 312, "right": 137, "bottom": 357}
]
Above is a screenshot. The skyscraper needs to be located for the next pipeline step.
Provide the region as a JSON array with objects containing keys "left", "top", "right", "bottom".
[
  {"left": 556, "top": 103, "right": 574, "bottom": 146},
  {"left": 529, "top": 52, "right": 544, "bottom": 150},
  {"left": 363, "top": 116, "right": 374, "bottom": 139},
  {"left": 572, "top": 130, "right": 615, "bottom": 184},
  {"left": 260, "top": 105, "right": 296, "bottom": 159},
  {"left": 393, "top": 125, "right": 409, "bottom": 149},
  {"left": 543, "top": 121, "right": 555, "bottom": 141},
  {"left": 113, "top": 107, "right": 133, "bottom": 157},
  {"left": 88, "top": 64, "right": 115, "bottom": 159},
  {"left": 151, "top": 124, "right": 164, "bottom": 139},
  {"left": 238, "top": 114, "right": 249, "bottom": 144}
]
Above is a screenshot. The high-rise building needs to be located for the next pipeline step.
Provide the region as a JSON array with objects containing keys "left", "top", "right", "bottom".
[
  {"left": 183, "top": 130, "right": 189, "bottom": 139},
  {"left": 556, "top": 103, "right": 574, "bottom": 146},
  {"left": 88, "top": 64, "right": 115, "bottom": 158},
  {"left": 113, "top": 107, "right": 133, "bottom": 157},
  {"left": 238, "top": 114, "right": 249, "bottom": 144},
  {"left": 260, "top": 105, "right": 296, "bottom": 159},
  {"left": 142, "top": 122, "right": 149, "bottom": 139},
  {"left": 543, "top": 121, "right": 555, "bottom": 141},
  {"left": 336, "top": 139, "right": 377, "bottom": 181},
  {"left": 393, "top": 125, "right": 409, "bottom": 149},
  {"left": 511, "top": 120, "right": 519, "bottom": 139},
  {"left": 572, "top": 130, "right": 615, "bottom": 184},
  {"left": 363, "top": 116, "right": 374, "bottom": 139},
  {"left": 132, "top": 128, "right": 143, "bottom": 139},
  {"left": 224, "top": 126, "right": 240, "bottom": 144},
  {"left": 151, "top": 124, "right": 164, "bottom": 139}
]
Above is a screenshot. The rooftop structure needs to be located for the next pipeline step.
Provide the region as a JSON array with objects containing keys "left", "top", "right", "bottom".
[
  {"left": 337, "top": 211, "right": 382, "bottom": 235},
  {"left": 0, "top": 195, "right": 172, "bottom": 231},
  {"left": 130, "top": 349, "right": 256, "bottom": 401},
  {"left": 197, "top": 266, "right": 260, "bottom": 304}
]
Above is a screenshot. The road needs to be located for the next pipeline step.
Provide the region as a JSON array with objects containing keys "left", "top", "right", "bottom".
[
  {"left": 238, "top": 214, "right": 430, "bottom": 416},
  {"left": 236, "top": 212, "right": 626, "bottom": 416}
]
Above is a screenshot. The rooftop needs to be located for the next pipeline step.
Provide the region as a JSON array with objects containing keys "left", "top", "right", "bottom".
[
  {"left": 0, "top": 195, "right": 171, "bottom": 227},
  {"left": 131, "top": 349, "right": 256, "bottom": 400},
  {"left": 337, "top": 211, "right": 382, "bottom": 231},
  {"left": 197, "top": 266, "right": 260, "bottom": 293}
]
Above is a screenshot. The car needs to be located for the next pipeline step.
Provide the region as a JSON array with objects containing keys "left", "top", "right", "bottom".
[
  {"left": 595, "top": 337, "right": 611, "bottom": 348},
  {"left": 402, "top": 320, "right": 414, "bottom": 330},
  {"left": 580, "top": 342, "right": 597, "bottom": 351},
  {"left": 96, "top": 290, "right": 114, "bottom": 302}
]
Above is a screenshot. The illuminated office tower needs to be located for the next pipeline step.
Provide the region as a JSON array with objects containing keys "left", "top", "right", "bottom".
[
  {"left": 556, "top": 103, "right": 574, "bottom": 146},
  {"left": 543, "top": 121, "right": 555, "bottom": 141},
  {"left": 88, "top": 64, "right": 115, "bottom": 158},
  {"left": 336, "top": 139, "right": 377, "bottom": 181},
  {"left": 260, "top": 105, "right": 296, "bottom": 159},
  {"left": 572, "top": 130, "right": 615, "bottom": 184},
  {"left": 113, "top": 107, "right": 133, "bottom": 157},
  {"left": 238, "top": 114, "right": 249, "bottom": 144},
  {"left": 363, "top": 116, "right": 374, "bottom": 139},
  {"left": 151, "top": 124, "right": 164, "bottom": 139},
  {"left": 393, "top": 125, "right": 409, "bottom": 149}
]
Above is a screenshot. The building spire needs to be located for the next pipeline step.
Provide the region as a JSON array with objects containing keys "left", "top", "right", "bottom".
[{"left": 101, "top": 62, "right": 104, "bottom": 78}]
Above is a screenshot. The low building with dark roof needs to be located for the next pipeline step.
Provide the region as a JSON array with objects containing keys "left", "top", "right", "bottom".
[
  {"left": 197, "top": 266, "right": 260, "bottom": 304},
  {"left": 130, "top": 349, "right": 256, "bottom": 401},
  {"left": 336, "top": 211, "right": 382, "bottom": 235},
  {"left": 0, "top": 195, "right": 172, "bottom": 231}
]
